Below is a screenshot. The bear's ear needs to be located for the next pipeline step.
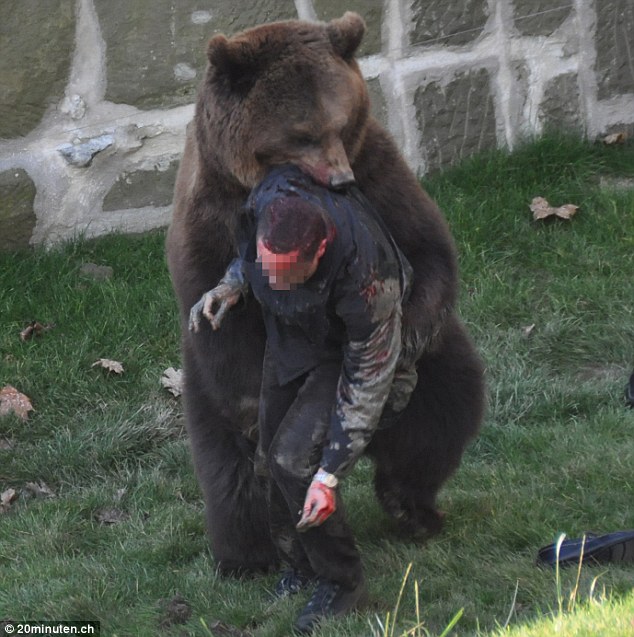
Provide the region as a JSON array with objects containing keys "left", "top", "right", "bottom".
[
  {"left": 207, "top": 34, "right": 259, "bottom": 93},
  {"left": 326, "top": 12, "right": 366, "bottom": 60}
]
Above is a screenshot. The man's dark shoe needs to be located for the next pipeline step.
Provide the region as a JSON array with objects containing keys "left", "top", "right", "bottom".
[
  {"left": 294, "top": 577, "right": 368, "bottom": 634},
  {"left": 537, "top": 530, "right": 634, "bottom": 567},
  {"left": 273, "top": 569, "right": 313, "bottom": 599}
]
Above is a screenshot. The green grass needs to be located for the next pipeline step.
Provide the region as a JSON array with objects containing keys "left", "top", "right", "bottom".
[{"left": 1, "top": 135, "right": 633, "bottom": 636}]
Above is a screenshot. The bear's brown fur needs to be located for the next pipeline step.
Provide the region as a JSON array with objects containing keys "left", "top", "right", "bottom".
[{"left": 167, "top": 12, "right": 485, "bottom": 574}]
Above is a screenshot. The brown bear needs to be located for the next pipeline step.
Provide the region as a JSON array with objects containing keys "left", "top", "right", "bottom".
[{"left": 166, "top": 12, "right": 485, "bottom": 575}]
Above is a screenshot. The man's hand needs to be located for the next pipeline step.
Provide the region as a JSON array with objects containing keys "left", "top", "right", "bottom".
[
  {"left": 189, "top": 283, "right": 241, "bottom": 332},
  {"left": 296, "top": 480, "right": 336, "bottom": 531}
]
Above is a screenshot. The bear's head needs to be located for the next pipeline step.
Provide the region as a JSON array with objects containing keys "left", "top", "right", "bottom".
[{"left": 199, "top": 12, "right": 370, "bottom": 190}]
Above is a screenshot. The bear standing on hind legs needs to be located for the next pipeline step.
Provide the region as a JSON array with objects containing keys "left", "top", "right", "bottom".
[{"left": 166, "top": 12, "right": 486, "bottom": 575}]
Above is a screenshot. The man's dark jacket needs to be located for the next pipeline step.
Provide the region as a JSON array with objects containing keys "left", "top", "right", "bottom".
[{"left": 236, "top": 165, "right": 412, "bottom": 477}]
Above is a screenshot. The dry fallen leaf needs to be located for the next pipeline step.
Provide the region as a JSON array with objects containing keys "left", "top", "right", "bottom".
[
  {"left": 530, "top": 196, "right": 579, "bottom": 221},
  {"left": 0, "top": 385, "right": 34, "bottom": 421},
  {"left": 522, "top": 324, "right": 536, "bottom": 338},
  {"left": 95, "top": 507, "right": 130, "bottom": 525},
  {"left": 161, "top": 367, "right": 183, "bottom": 397},
  {"left": 92, "top": 359, "right": 124, "bottom": 374},
  {"left": 602, "top": 131, "right": 628, "bottom": 145},
  {"left": 25, "top": 481, "right": 55, "bottom": 498},
  {"left": 20, "top": 321, "right": 55, "bottom": 342},
  {"left": 0, "top": 487, "right": 17, "bottom": 513}
]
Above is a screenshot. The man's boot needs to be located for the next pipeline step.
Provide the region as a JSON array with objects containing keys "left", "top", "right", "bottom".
[
  {"left": 273, "top": 568, "right": 314, "bottom": 599},
  {"left": 294, "top": 576, "right": 368, "bottom": 634}
]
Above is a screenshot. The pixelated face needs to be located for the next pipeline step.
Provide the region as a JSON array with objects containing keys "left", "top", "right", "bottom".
[{"left": 256, "top": 240, "right": 322, "bottom": 291}]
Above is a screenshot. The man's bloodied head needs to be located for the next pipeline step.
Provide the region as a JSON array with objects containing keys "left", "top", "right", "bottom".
[{"left": 257, "top": 197, "right": 331, "bottom": 290}]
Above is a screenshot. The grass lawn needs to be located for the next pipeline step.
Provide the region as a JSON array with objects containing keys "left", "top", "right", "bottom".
[{"left": 1, "top": 135, "right": 633, "bottom": 636}]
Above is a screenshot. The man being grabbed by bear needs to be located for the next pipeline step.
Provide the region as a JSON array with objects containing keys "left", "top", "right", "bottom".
[{"left": 189, "top": 165, "right": 415, "bottom": 633}]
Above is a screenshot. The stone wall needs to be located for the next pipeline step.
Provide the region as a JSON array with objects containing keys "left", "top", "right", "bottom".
[{"left": 0, "top": 0, "right": 632, "bottom": 249}]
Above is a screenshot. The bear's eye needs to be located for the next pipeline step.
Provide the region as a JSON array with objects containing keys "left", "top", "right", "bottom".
[{"left": 291, "top": 132, "right": 319, "bottom": 147}]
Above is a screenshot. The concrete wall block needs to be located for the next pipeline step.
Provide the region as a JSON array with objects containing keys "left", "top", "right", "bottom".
[
  {"left": 366, "top": 77, "right": 389, "bottom": 129},
  {"left": 512, "top": 0, "right": 571, "bottom": 36},
  {"left": 603, "top": 123, "right": 634, "bottom": 139},
  {"left": 103, "top": 160, "right": 180, "bottom": 211},
  {"left": 595, "top": 0, "right": 634, "bottom": 99},
  {"left": 313, "top": 0, "right": 383, "bottom": 56},
  {"left": 415, "top": 68, "right": 497, "bottom": 172},
  {"left": 0, "top": 0, "right": 633, "bottom": 249},
  {"left": 96, "top": 0, "right": 297, "bottom": 109},
  {"left": 0, "top": 169, "right": 37, "bottom": 250},
  {"left": 0, "top": 0, "right": 75, "bottom": 138},
  {"left": 410, "top": 0, "right": 489, "bottom": 48},
  {"left": 539, "top": 73, "right": 583, "bottom": 132}
]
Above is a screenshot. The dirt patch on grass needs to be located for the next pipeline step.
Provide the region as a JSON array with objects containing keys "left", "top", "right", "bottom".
[{"left": 158, "top": 593, "right": 192, "bottom": 628}]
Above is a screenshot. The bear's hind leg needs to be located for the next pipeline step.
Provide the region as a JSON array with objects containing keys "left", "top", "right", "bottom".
[
  {"left": 199, "top": 427, "right": 278, "bottom": 575},
  {"left": 183, "top": 355, "right": 278, "bottom": 575},
  {"left": 373, "top": 465, "right": 445, "bottom": 537},
  {"left": 368, "top": 315, "right": 485, "bottom": 537}
]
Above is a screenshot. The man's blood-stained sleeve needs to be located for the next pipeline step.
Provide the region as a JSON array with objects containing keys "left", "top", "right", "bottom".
[
  {"left": 319, "top": 270, "right": 402, "bottom": 478},
  {"left": 222, "top": 257, "right": 249, "bottom": 297}
]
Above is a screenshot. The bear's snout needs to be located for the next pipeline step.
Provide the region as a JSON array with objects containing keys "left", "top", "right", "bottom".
[{"left": 329, "top": 169, "right": 356, "bottom": 189}]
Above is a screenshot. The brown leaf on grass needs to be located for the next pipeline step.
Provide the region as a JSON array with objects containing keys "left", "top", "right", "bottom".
[
  {"left": 19, "top": 321, "right": 55, "bottom": 342},
  {"left": 0, "top": 488, "right": 17, "bottom": 513},
  {"left": 0, "top": 385, "right": 34, "bottom": 421},
  {"left": 161, "top": 367, "right": 183, "bottom": 397},
  {"left": 602, "top": 131, "right": 628, "bottom": 145},
  {"left": 530, "top": 196, "right": 579, "bottom": 221},
  {"left": 25, "top": 481, "right": 55, "bottom": 498},
  {"left": 92, "top": 358, "right": 124, "bottom": 374},
  {"left": 95, "top": 507, "right": 130, "bottom": 525}
]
